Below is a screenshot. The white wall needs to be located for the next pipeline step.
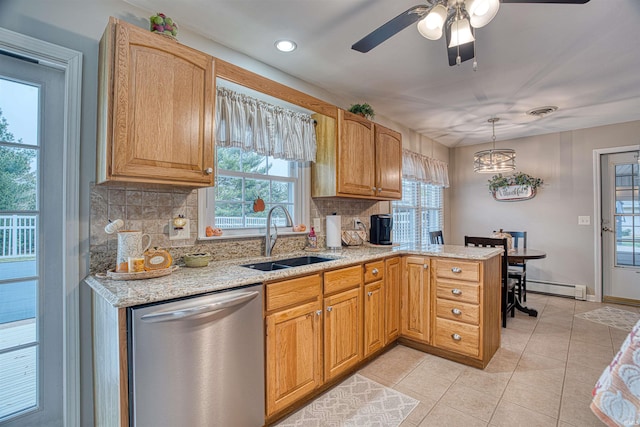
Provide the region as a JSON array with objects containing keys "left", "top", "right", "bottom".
[{"left": 450, "top": 120, "right": 640, "bottom": 296}]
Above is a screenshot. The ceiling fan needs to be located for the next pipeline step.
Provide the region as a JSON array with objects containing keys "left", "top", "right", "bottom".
[{"left": 352, "top": 0, "right": 591, "bottom": 67}]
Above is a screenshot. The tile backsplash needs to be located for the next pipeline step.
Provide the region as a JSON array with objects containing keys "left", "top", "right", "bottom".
[{"left": 89, "top": 183, "right": 390, "bottom": 273}]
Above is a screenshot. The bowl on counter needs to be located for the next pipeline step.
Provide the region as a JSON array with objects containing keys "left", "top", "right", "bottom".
[{"left": 183, "top": 252, "right": 211, "bottom": 268}]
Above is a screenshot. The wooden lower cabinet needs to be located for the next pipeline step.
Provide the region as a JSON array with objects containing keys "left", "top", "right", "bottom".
[
  {"left": 364, "top": 280, "right": 384, "bottom": 357},
  {"left": 384, "top": 257, "right": 401, "bottom": 344},
  {"left": 266, "top": 299, "right": 323, "bottom": 416},
  {"left": 324, "top": 287, "right": 362, "bottom": 381},
  {"left": 401, "top": 256, "right": 430, "bottom": 343}
]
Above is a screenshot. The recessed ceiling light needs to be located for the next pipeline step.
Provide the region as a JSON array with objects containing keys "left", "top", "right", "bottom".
[{"left": 275, "top": 40, "right": 297, "bottom": 52}]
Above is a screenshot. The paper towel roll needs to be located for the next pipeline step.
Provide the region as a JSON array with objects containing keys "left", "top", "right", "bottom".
[{"left": 326, "top": 215, "right": 342, "bottom": 249}]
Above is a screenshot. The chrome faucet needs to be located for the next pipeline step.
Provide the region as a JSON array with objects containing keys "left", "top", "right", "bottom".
[{"left": 265, "top": 205, "right": 294, "bottom": 257}]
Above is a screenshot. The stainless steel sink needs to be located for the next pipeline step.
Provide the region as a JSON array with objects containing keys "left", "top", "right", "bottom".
[{"left": 241, "top": 255, "right": 335, "bottom": 272}]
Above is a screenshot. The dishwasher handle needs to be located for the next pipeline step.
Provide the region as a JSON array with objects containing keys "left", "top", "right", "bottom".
[{"left": 140, "top": 290, "right": 260, "bottom": 323}]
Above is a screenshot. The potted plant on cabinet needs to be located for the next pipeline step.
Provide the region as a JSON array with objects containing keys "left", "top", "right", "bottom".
[{"left": 348, "top": 103, "right": 375, "bottom": 119}]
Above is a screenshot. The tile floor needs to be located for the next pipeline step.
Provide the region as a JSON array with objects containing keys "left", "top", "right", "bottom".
[{"left": 358, "top": 293, "right": 634, "bottom": 426}]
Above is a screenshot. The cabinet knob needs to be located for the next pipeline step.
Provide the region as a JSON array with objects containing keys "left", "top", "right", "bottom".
[
  {"left": 205, "top": 167, "right": 213, "bottom": 175},
  {"left": 451, "top": 267, "right": 462, "bottom": 273},
  {"left": 423, "top": 264, "right": 428, "bottom": 270},
  {"left": 377, "top": 187, "right": 382, "bottom": 192},
  {"left": 451, "top": 308, "right": 462, "bottom": 315},
  {"left": 371, "top": 187, "right": 376, "bottom": 192},
  {"left": 451, "top": 333, "right": 462, "bottom": 341},
  {"left": 367, "top": 291, "right": 373, "bottom": 297},
  {"left": 451, "top": 288, "right": 462, "bottom": 295},
  {"left": 316, "top": 310, "right": 322, "bottom": 316},
  {"left": 372, "top": 268, "right": 379, "bottom": 275},
  {"left": 326, "top": 306, "right": 333, "bottom": 312}
]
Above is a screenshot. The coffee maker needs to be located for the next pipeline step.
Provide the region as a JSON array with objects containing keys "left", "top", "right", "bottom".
[{"left": 369, "top": 214, "right": 393, "bottom": 245}]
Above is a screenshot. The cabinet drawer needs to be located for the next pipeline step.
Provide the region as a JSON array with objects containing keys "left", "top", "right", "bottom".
[
  {"left": 364, "top": 260, "right": 384, "bottom": 284},
  {"left": 434, "top": 317, "right": 480, "bottom": 357},
  {"left": 324, "top": 265, "right": 362, "bottom": 294},
  {"left": 266, "top": 274, "right": 321, "bottom": 311},
  {"left": 435, "top": 298, "right": 479, "bottom": 325},
  {"left": 436, "top": 280, "right": 480, "bottom": 304},
  {"left": 435, "top": 259, "right": 480, "bottom": 282}
]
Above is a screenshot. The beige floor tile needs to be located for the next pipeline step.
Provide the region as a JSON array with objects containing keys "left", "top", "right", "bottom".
[
  {"left": 419, "top": 402, "right": 488, "bottom": 427},
  {"left": 489, "top": 400, "right": 557, "bottom": 427},
  {"left": 400, "top": 402, "right": 434, "bottom": 426},
  {"left": 505, "top": 314, "right": 538, "bottom": 333},
  {"left": 359, "top": 345, "right": 426, "bottom": 384},
  {"left": 610, "top": 327, "right": 630, "bottom": 350},
  {"left": 500, "top": 328, "right": 531, "bottom": 353},
  {"left": 564, "top": 363, "right": 606, "bottom": 388},
  {"left": 525, "top": 332, "right": 570, "bottom": 361},
  {"left": 438, "top": 382, "right": 501, "bottom": 422},
  {"left": 417, "top": 353, "right": 466, "bottom": 382},
  {"left": 357, "top": 371, "right": 396, "bottom": 388},
  {"left": 559, "top": 375, "right": 606, "bottom": 426},
  {"left": 567, "top": 340, "right": 614, "bottom": 371},
  {"left": 484, "top": 347, "right": 521, "bottom": 374},
  {"left": 510, "top": 367, "right": 565, "bottom": 396},
  {"left": 454, "top": 367, "right": 511, "bottom": 397},
  {"left": 502, "top": 373, "right": 562, "bottom": 418},
  {"left": 516, "top": 351, "right": 567, "bottom": 373},
  {"left": 394, "top": 363, "right": 454, "bottom": 403}
]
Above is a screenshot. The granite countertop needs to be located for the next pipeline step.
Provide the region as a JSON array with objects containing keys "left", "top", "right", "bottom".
[{"left": 85, "top": 244, "right": 502, "bottom": 308}]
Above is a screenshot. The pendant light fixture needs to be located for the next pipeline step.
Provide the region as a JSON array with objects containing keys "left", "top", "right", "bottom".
[{"left": 473, "top": 118, "right": 516, "bottom": 173}]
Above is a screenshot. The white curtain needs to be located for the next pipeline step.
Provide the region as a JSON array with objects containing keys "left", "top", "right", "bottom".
[
  {"left": 402, "top": 149, "right": 450, "bottom": 188},
  {"left": 215, "top": 87, "right": 316, "bottom": 162}
]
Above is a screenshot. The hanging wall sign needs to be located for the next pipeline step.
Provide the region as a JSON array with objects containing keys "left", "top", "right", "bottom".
[
  {"left": 492, "top": 185, "right": 536, "bottom": 201},
  {"left": 488, "top": 172, "right": 543, "bottom": 202}
]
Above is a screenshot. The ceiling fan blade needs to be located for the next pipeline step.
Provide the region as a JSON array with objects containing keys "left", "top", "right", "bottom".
[
  {"left": 352, "top": 4, "right": 429, "bottom": 53},
  {"left": 500, "top": 0, "right": 589, "bottom": 3}
]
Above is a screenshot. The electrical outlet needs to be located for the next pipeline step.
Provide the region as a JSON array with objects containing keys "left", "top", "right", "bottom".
[
  {"left": 578, "top": 216, "right": 591, "bottom": 226},
  {"left": 313, "top": 217, "right": 321, "bottom": 232},
  {"left": 169, "top": 219, "right": 190, "bottom": 240}
]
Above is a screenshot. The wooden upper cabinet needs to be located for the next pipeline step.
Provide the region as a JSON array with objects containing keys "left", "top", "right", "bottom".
[
  {"left": 97, "top": 17, "right": 215, "bottom": 186},
  {"left": 337, "top": 110, "right": 376, "bottom": 197},
  {"left": 374, "top": 124, "right": 402, "bottom": 199},
  {"left": 312, "top": 109, "right": 402, "bottom": 200}
]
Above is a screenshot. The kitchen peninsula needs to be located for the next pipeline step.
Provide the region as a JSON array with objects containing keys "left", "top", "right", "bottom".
[{"left": 87, "top": 243, "right": 502, "bottom": 426}]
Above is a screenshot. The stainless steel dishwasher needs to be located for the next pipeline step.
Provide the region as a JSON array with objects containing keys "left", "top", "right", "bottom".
[{"left": 129, "top": 284, "right": 264, "bottom": 427}]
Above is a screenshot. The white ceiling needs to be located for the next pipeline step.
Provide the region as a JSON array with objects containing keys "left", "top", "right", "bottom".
[{"left": 125, "top": 0, "right": 640, "bottom": 147}]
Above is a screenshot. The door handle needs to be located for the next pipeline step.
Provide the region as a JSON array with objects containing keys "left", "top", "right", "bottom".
[
  {"left": 140, "top": 291, "right": 259, "bottom": 323},
  {"left": 602, "top": 227, "right": 614, "bottom": 232}
]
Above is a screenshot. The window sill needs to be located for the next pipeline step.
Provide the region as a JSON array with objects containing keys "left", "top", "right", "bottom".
[{"left": 198, "top": 231, "right": 309, "bottom": 241}]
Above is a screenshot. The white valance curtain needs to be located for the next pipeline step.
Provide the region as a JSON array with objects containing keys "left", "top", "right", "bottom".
[
  {"left": 402, "top": 149, "right": 450, "bottom": 188},
  {"left": 215, "top": 86, "right": 316, "bottom": 162}
]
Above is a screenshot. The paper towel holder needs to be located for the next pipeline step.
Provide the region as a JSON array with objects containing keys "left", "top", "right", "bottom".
[{"left": 326, "top": 213, "right": 342, "bottom": 252}]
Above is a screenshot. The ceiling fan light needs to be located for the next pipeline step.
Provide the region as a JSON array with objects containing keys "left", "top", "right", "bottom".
[
  {"left": 465, "top": 0, "right": 500, "bottom": 28},
  {"left": 448, "top": 17, "right": 475, "bottom": 48},
  {"left": 417, "top": 4, "right": 447, "bottom": 40}
]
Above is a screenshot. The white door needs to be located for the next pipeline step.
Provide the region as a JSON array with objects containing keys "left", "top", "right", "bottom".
[
  {"left": 602, "top": 151, "right": 640, "bottom": 302},
  {"left": 0, "top": 52, "right": 65, "bottom": 425}
]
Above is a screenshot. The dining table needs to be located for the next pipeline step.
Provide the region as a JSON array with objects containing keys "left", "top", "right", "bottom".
[{"left": 508, "top": 247, "right": 546, "bottom": 318}]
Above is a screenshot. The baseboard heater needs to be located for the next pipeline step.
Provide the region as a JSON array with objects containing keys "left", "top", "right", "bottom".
[{"left": 527, "top": 279, "right": 587, "bottom": 300}]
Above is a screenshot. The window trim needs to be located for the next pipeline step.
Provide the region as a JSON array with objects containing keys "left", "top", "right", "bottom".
[{"left": 197, "top": 160, "right": 310, "bottom": 240}]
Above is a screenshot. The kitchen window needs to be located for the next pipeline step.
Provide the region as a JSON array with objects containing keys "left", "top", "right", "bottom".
[
  {"left": 392, "top": 180, "right": 443, "bottom": 245},
  {"left": 198, "top": 147, "right": 309, "bottom": 238}
]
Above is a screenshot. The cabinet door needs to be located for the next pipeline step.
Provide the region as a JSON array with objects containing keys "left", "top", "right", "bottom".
[
  {"left": 110, "top": 21, "right": 215, "bottom": 185},
  {"left": 401, "top": 256, "right": 430, "bottom": 343},
  {"left": 374, "top": 124, "right": 402, "bottom": 199},
  {"left": 385, "top": 257, "right": 401, "bottom": 344},
  {"left": 364, "top": 280, "right": 385, "bottom": 357},
  {"left": 266, "top": 300, "right": 323, "bottom": 416},
  {"left": 336, "top": 109, "right": 375, "bottom": 197},
  {"left": 324, "top": 287, "right": 362, "bottom": 381}
]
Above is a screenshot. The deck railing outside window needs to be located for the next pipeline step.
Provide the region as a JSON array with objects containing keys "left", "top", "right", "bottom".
[{"left": 0, "top": 215, "right": 37, "bottom": 258}]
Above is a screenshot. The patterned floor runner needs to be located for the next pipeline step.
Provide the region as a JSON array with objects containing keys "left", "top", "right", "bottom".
[
  {"left": 275, "top": 374, "right": 418, "bottom": 427},
  {"left": 575, "top": 306, "right": 640, "bottom": 331}
]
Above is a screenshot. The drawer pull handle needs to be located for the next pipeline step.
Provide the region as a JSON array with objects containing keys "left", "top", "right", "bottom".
[
  {"left": 451, "top": 267, "right": 462, "bottom": 273},
  {"left": 368, "top": 291, "right": 373, "bottom": 297},
  {"left": 316, "top": 310, "right": 322, "bottom": 316},
  {"left": 372, "top": 268, "right": 379, "bottom": 275},
  {"left": 451, "top": 288, "right": 462, "bottom": 295},
  {"left": 205, "top": 167, "right": 213, "bottom": 175},
  {"left": 452, "top": 333, "right": 462, "bottom": 341},
  {"left": 326, "top": 306, "right": 333, "bottom": 312},
  {"left": 451, "top": 308, "right": 462, "bottom": 315}
]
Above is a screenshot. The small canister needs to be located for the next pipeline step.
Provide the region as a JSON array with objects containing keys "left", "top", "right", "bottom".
[{"left": 144, "top": 248, "right": 173, "bottom": 270}]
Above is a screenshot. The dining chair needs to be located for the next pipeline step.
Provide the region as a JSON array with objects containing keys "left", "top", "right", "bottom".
[
  {"left": 503, "top": 231, "right": 527, "bottom": 302},
  {"left": 429, "top": 230, "right": 444, "bottom": 244},
  {"left": 465, "top": 236, "right": 517, "bottom": 328}
]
